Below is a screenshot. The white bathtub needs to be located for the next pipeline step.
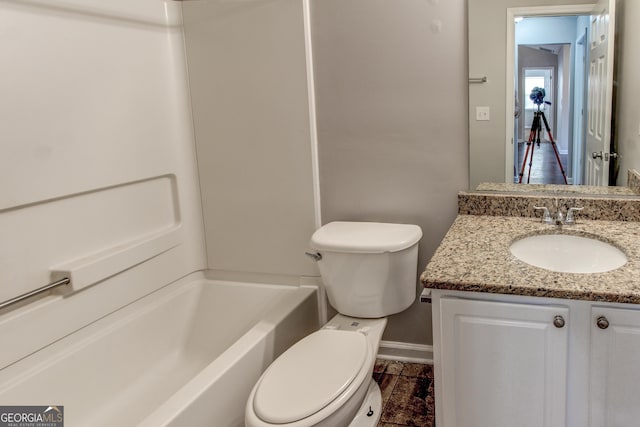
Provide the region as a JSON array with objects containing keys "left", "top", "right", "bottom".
[{"left": 0, "top": 277, "right": 319, "bottom": 427}]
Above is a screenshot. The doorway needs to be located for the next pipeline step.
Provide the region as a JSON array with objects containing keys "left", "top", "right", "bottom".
[
  {"left": 522, "top": 66, "right": 554, "bottom": 142},
  {"left": 512, "top": 15, "right": 589, "bottom": 184},
  {"left": 516, "top": 65, "right": 569, "bottom": 184},
  {"left": 506, "top": 5, "right": 595, "bottom": 185}
]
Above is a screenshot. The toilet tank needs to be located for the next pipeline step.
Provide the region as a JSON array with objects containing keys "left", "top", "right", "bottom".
[{"left": 310, "top": 222, "right": 422, "bottom": 318}]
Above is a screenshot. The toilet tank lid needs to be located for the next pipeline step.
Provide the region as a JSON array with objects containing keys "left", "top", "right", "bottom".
[{"left": 310, "top": 221, "right": 422, "bottom": 253}]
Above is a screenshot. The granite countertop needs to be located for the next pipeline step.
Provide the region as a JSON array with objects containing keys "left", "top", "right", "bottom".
[
  {"left": 421, "top": 215, "right": 640, "bottom": 304},
  {"left": 475, "top": 182, "right": 637, "bottom": 196}
]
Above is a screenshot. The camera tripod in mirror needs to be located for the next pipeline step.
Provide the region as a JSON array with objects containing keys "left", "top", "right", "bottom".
[{"left": 518, "top": 87, "right": 568, "bottom": 184}]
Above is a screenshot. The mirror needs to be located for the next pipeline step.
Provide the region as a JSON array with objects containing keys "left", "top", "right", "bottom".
[{"left": 468, "top": 0, "right": 640, "bottom": 196}]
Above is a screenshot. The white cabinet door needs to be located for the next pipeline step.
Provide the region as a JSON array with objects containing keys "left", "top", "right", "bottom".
[
  {"left": 590, "top": 306, "right": 640, "bottom": 427},
  {"left": 440, "top": 298, "right": 569, "bottom": 427}
]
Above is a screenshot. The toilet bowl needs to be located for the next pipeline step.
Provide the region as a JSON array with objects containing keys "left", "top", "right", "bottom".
[
  {"left": 245, "top": 222, "right": 422, "bottom": 427},
  {"left": 245, "top": 315, "right": 386, "bottom": 427}
]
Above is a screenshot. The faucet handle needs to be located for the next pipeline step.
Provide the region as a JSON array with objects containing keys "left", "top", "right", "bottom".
[
  {"left": 533, "top": 206, "right": 553, "bottom": 224},
  {"left": 565, "top": 207, "right": 584, "bottom": 224}
]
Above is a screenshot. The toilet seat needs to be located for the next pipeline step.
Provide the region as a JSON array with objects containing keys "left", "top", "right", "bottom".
[{"left": 252, "top": 329, "right": 370, "bottom": 424}]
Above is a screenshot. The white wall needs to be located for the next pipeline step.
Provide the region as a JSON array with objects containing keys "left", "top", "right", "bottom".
[
  {"left": 0, "top": 0, "right": 205, "bottom": 369},
  {"left": 182, "top": 0, "right": 318, "bottom": 282},
  {"left": 516, "top": 16, "right": 579, "bottom": 45},
  {"left": 311, "top": 0, "right": 468, "bottom": 346}
]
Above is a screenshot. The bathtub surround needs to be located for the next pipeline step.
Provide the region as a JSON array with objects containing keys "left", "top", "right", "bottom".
[
  {"left": 0, "top": 1, "right": 319, "bottom": 424},
  {"left": 0, "top": 0, "right": 206, "bottom": 370}
]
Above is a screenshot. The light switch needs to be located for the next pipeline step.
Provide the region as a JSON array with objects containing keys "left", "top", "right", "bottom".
[{"left": 476, "top": 106, "right": 490, "bottom": 121}]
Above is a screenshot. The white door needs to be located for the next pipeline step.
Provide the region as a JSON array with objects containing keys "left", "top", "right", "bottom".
[
  {"left": 439, "top": 298, "right": 569, "bottom": 427},
  {"left": 573, "top": 31, "right": 588, "bottom": 185},
  {"left": 585, "top": 0, "right": 615, "bottom": 186},
  {"left": 589, "top": 306, "right": 640, "bottom": 427}
]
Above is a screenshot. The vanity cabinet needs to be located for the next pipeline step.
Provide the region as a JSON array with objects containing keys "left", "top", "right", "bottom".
[
  {"left": 589, "top": 306, "right": 640, "bottom": 427},
  {"left": 432, "top": 291, "right": 640, "bottom": 427},
  {"left": 439, "top": 297, "right": 569, "bottom": 427}
]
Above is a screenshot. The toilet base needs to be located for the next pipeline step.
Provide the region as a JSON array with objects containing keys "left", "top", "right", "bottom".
[{"left": 348, "top": 379, "right": 382, "bottom": 427}]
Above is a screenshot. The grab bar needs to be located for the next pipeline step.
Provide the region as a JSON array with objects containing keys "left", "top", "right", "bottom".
[
  {"left": 0, "top": 277, "right": 70, "bottom": 310},
  {"left": 469, "top": 76, "right": 487, "bottom": 84}
]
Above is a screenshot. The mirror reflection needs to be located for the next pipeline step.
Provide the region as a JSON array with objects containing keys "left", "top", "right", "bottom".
[{"left": 468, "top": 0, "right": 640, "bottom": 196}]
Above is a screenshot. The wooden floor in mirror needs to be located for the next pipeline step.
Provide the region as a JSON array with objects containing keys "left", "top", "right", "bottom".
[{"left": 517, "top": 140, "right": 569, "bottom": 185}]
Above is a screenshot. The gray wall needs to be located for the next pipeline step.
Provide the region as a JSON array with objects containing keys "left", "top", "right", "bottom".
[{"left": 311, "top": 0, "right": 468, "bottom": 346}]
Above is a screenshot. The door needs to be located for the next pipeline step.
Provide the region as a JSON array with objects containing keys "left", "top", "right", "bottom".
[
  {"left": 523, "top": 67, "right": 554, "bottom": 142},
  {"left": 573, "top": 31, "right": 588, "bottom": 185},
  {"left": 585, "top": 0, "right": 615, "bottom": 186},
  {"left": 439, "top": 298, "right": 569, "bottom": 427},
  {"left": 589, "top": 306, "right": 640, "bottom": 427}
]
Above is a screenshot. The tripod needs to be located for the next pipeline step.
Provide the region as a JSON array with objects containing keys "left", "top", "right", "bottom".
[{"left": 518, "top": 105, "right": 568, "bottom": 184}]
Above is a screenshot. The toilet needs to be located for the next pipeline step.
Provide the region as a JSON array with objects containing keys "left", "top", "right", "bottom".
[{"left": 245, "top": 221, "right": 422, "bottom": 427}]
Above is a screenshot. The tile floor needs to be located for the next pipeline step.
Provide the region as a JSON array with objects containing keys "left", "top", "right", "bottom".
[{"left": 373, "top": 359, "right": 435, "bottom": 427}]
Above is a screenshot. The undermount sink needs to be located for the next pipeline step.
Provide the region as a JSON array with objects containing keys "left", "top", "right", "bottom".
[{"left": 510, "top": 233, "right": 627, "bottom": 273}]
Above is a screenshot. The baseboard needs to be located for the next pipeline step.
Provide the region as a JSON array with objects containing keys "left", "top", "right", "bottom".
[{"left": 377, "top": 340, "right": 433, "bottom": 365}]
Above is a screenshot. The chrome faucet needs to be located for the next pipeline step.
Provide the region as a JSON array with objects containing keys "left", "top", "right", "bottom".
[
  {"left": 564, "top": 207, "right": 584, "bottom": 225},
  {"left": 533, "top": 205, "right": 583, "bottom": 226},
  {"left": 533, "top": 206, "right": 553, "bottom": 225}
]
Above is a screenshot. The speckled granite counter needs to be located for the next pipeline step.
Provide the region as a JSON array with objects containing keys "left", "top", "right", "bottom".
[
  {"left": 476, "top": 182, "right": 637, "bottom": 196},
  {"left": 475, "top": 169, "right": 640, "bottom": 195},
  {"left": 458, "top": 192, "right": 640, "bottom": 221},
  {"left": 421, "top": 215, "right": 640, "bottom": 304}
]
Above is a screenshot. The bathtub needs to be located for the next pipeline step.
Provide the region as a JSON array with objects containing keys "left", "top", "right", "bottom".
[{"left": 0, "top": 276, "right": 319, "bottom": 427}]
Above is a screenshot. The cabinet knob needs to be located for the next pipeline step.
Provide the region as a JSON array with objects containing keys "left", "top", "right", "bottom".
[
  {"left": 553, "top": 315, "right": 565, "bottom": 328},
  {"left": 596, "top": 316, "right": 609, "bottom": 330}
]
